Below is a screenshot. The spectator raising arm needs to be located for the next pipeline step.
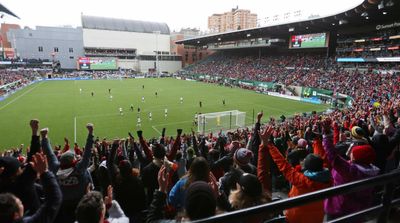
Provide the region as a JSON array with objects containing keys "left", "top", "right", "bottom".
[
  {"left": 40, "top": 128, "right": 60, "bottom": 174},
  {"left": 22, "top": 153, "right": 62, "bottom": 223}
]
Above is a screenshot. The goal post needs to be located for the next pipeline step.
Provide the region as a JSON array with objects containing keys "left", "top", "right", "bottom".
[{"left": 197, "top": 110, "right": 246, "bottom": 134}]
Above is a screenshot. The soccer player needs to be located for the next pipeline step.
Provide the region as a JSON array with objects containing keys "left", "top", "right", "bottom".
[
  {"left": 108, "top": 88, "right": 111, "bottom": 94},
  {"left": 155, "top": 92, "right": 158, "bottom": 97},
  {"left": 194, "top": 112, "right": 198, "bottom": 126},
  {"left": 180, "top": 97, "right": 184, "bottom": 104},
  {"left": 91, "top": 91, "right": 94, "bottom": 97},
  {"left": 142, "top": 96, "right": 145, "bottom": 103},
  {"left": 199, "top": 101, "right": 202, "bottom": 108},
  {"left": 164, "top": 108, "right": 168, "bottom": 119},
  {"left": 130, "top": 104, "right": 134, "bottom": 111},
  {"left": 119, "top": 107, "right": 123, "bottom": 116},
  {"left": 79, "top": 88, "right": 82, "bottom": 94},
  {"left": 109, "top": 95, "right": 113, "bottom": 101},
  {"left": 137, "top": 116, "right": 141, "bottom": 127},
  {"left": 223, "top": 99, "right": 226, "bottom": 106},
  {"left": 149, "top": 112, "right": 152, "bottom": 121},
  {"left": 137, "top": 107, "right": 141, "bottom": 114},
  {"left": 142, "top": 85, "right": 144, "bottom": 89}
]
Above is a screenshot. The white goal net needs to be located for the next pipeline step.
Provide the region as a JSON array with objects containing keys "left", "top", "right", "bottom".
[{"left": 197, "top": 110, "right": 246, "bottom": 134}]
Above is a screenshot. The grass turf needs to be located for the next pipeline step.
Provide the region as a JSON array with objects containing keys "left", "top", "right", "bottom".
[{"left": 0, "top": 78, "right": 327, "bottom": 150}]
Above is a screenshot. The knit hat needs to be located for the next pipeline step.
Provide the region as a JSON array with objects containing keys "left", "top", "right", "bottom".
[
  {"left": 184, "top": 181, "right": 216, "bottom": 220},
  {"left": 238, "top": 173, "right": 262, "bottom": 197},
  {"left": 234, "top": 148, "right": 253, "bottom": 166},
  {"left": 351, "top": 145, "right": 376, "bottom": 165},
  {"left": 0, "top": 157, "right": 21, "bottom": 178},
  {"left": 304, "top": 154, "right": 323, "bottom": 172},
  {"left": 351, "top": 126, "right": 365, "bottom": 139},
  {"left": 60, "top": 151, "right": 76, "bottom": 169},
  {"left": 152, "top": 144, "right": 166, "bottom": 159},
  {"left": 297, "top": 138, "right": 308, "bottom": 148}
]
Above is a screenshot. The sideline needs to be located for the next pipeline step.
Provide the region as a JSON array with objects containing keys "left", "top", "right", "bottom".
[{"left": 0, "top": 82, "right": 43, "bottom": 111}]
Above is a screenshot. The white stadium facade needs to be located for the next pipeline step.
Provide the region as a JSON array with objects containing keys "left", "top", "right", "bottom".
[{"left": 81, "top": 15, "right": 182, "bottom": 73}]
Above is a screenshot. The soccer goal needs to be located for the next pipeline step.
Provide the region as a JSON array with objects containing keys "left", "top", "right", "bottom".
[{"left": 197, "top": 110, "right": 246, "bottom": 134}]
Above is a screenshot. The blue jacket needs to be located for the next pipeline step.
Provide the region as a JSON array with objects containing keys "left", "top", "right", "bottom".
[{"left": 168, "top": 177, "right": 188, "bottom": 210}]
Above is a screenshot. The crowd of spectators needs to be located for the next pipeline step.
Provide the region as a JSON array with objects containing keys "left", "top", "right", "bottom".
[
  {"left": 1, "top": 98, "right": 400, "bottom": 223},
  {"left": 1, "top": 51, "right": 400, "bottom": 222},
  {"left": 183, "top": 53, "right": 400, "bottom": 104}
]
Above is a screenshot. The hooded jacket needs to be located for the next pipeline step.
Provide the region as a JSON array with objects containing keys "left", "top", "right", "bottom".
[{"left": 323, "top": 136, "right": 380, "bottom": 217}]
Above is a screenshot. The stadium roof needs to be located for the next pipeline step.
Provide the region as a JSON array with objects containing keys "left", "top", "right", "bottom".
[
  {"left": 81, "top": 15, "right": 170, "bottom": 35},
  {"left": 176, "top": 0, "right": 400, "bottom": 46},
  {"left": 0, "top": 3, "right": 19, "bottom": 19}
]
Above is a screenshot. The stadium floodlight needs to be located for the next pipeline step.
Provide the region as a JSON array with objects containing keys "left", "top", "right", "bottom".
[
  {"left": 153, "top": 31, "right": 161, "bottom": 75},
  {"left": 339, "top": 19, "right": 348, "bottom": 25},
  {"left": 378, "top": 1, "right": 385, "bottom": 9},
  {"left": 382, "top": 11, "right": 387, "bottom": 15},
  {"left": 197, "top": 110, "right": 246, "bottom": 134}
]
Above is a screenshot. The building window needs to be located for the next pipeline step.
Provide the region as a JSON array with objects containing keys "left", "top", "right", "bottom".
[
  {"left": 38, "top": 46, "right": 43, "bottom": 52},
  {"left": 54, "top": 47, "right": 59, "bottom": 52},
  {"left": 69, "top": 48, "right": 74, "bottom": 53},
  {"left": 69, "top": 56, "right": 74, "bottom": 59}
]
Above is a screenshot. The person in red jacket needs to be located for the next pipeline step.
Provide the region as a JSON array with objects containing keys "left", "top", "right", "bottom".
[{"left": 259, "top": 125, "right": 332, "bottom": 223}]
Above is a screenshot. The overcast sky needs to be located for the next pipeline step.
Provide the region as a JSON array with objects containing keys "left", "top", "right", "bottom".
[{"left": 1, "top": 0, "right": 363, "bottom": 31}]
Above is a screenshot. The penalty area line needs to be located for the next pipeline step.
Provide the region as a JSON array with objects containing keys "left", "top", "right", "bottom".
[{"left": 152, "top": 126, "right": 161, "bottom": 134}]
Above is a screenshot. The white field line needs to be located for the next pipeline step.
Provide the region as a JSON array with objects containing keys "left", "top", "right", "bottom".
[
  {"left": 0, "top": 82, "right": 43, "bottom": 111},
  {"left": 74, "top": 117, "right": 77, "bottom": 143},
  {"left": 152, "top": 126, "right": 161, "bottom": 134},
  {"left": 152, "top": 120, "right": 193, "bottom": 127}
]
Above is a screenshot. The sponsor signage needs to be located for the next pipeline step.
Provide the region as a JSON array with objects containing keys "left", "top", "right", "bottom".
[{"left": 376, "top": 22, "right": 400, "bottom": 30}]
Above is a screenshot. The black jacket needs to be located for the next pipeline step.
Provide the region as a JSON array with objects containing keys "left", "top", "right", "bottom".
[{"left": 22, "top": 171, "right": 62, "bottom": 223}]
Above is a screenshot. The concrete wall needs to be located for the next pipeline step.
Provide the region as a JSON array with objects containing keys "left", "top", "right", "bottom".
[
  {"left": 7, "top": 26, "right": 84, "bottom": 69},
  {"left": 83, "top": 28, "right": 170, "bottom": 55},
  {"left": 139, "top": 60, "right": 181, "bottom": 73}
]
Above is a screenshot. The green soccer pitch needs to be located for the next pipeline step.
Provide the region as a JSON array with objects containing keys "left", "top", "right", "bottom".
[{"left": 0, "top": 78, "right": 327, "bottom": 150}]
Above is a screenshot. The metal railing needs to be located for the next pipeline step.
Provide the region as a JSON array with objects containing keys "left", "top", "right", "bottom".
[{"left": 192, "top": 169, "right": 400, "bottom": 223}]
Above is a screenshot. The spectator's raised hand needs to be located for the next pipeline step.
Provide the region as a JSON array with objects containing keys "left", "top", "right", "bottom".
[
  {"left": 157, "top": 166, "right": 170, "bottom": 193},
  {"left": 31, "top": 153, "right": 48, "bottom": 175},
  {"left": 40, "top": 128, "right": 49, "bottom": 139},
  {"left": 177, "top": 129, "right": 183, "bottom": 136},
  {"left": 257, "top": 111, "right": 263, "bottom": 122},
  {"left": 30, "top": 119, "right": 39, "bottom": 135},
  {"left": 137, "top": 130, "right": 143, "bottom": 138},
  {"left": 86, "top": 123, "right": 94, "bottom": 134},
  {"left": 208, "top": 172, "right": 219, "bottom": 196},
  {"left": 259, "top": 125, "right": 274, "bottom": 146}
]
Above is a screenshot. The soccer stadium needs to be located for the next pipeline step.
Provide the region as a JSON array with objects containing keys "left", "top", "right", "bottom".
[{"left": 0, "top": 0, "right": 399, "bottom": 222}]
